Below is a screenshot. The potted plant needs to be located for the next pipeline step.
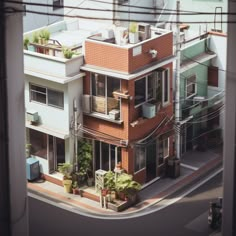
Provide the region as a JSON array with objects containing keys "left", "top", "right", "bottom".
[
  {"left": 128, "top": 22, "right": 139, "bottom": 44},
  {"left": 104, "top": 171, "right": 117, "bottom": 201},
  {"left": 77, "top": 139, "right": 93, "bottom": 186},
  {"left": 32, "top": 31, "right": 39, "bottom": 44},
  {"left": 38, "top": 29, "right": 50, "bottom": 44},
  {"left": 23, "top": 36, "right": 30, "bottom": 50},
  {"left": 62, "top": 47, "right": 74, "bottom": 59},
  {"left": 58, "top": 163, "right": 73, "bottom": 193},
  {"left": 115, "top": 173, "right": 141, "bottom": 202},
  {"left": 72, "top": 181, "right": 79, "bottom": 195}
]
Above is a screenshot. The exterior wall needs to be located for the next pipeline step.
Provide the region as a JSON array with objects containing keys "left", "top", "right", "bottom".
[
  {"left": 84, "top": 32, "right": 173, "bottom": 73},
  {"left": 177, "top": 0, "right": 227, "bottom": 34},
  {"left": 25, "top": 76, "right": 70, "bottom": 132},
  {"left": 23, "top": 0, "right": 63, "bottom": 32}
]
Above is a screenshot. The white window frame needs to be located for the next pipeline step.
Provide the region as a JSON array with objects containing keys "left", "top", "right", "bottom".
[
  {"left": 30, "top": 83, "right": 64, "bottom": 110},
  {"left": 134, "top": 73, "right": 155, "bottom": 107},
  {"left": 90, "top": 73, "right": 121, "bottom": 116},
  {"left": 161, "top": 68, "right": 170, "bottom": 107},
  {"left": 134, "top": 146, "right": 146, "bottom": 173},
  {"left": 157, "top": 138, "right": 169, "bottom": 166},
  {"left": 97, "top": 142, "right": 121, "bottom": 171},
  {"left": 186, "top": 75, "right": 197, "bottom": 99}
]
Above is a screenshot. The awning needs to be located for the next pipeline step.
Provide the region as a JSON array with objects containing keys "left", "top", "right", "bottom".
[{"left": 26, "top": 121, "right": 70, "bottom": 139}]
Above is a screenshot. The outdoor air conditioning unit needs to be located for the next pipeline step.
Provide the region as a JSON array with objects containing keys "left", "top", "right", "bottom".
[
  {"left": 138, "top": 23, "right": 151, "bottom": 41},
  {"left": 26, "top": 110, "right": 39, "bottom": 124},
  {"left": 142, "top": 103, "right": 156, "bottom": 119},
  {"left": 82, "top": 94, "right": 91, "bottom": 113}
]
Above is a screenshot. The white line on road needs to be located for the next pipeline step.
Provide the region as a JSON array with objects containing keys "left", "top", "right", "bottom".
[{"left": 180, "top": 163, "right": 199, "bottom": 171}]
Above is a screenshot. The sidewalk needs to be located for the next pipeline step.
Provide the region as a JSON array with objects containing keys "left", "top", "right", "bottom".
[{"left": 28, "top": 148, "right": 223, "bottom": 216}]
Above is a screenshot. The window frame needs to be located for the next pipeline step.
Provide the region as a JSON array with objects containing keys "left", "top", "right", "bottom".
[
  {"left": 134, "top": 72, "right": 155, "bottom": 107},
  {"left": 161, "top": 68, "right": 170, "bottom": 107},
  {"left": 90, "top": 73, "right": 121, "bottom": 116},
  {"left": 52, "top": 0, "right": 64, "bottom": 11},
  {"left": 30, "top": 83, "right": 64, "bottom": 110},
  {"left": 157, "top": 138, "right": 169, "bottom": 166},
  {"left": 134, "top": 146, "right": 146, "bottom": 173},
  {"left": 186, "top": 74, "right": 197, "bottom": 99}
]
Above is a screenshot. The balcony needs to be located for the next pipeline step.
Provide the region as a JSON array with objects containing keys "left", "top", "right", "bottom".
[{"left": 24, "top": 49, "right": 84, "bottom": 78}]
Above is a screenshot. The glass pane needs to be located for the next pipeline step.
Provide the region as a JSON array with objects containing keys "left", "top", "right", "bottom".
[
  {"left": 135, "top": 146, "right": 145, "bottom": 172},
  {"left": 92, "top": 73, "right": 105, "bottom": 97},
  {"left": 107, "top": 77, "right": 120, "bottom": 97},
  {"left": 135, "top": 78, "right": 146, "bottom": 106},
  {"left": 30, "top": 129, "right": 47, "bottom": 159},
  {"left": 95, "top": 141, "right": 101, "bottom": 170},
  {"left": 48, "top": 89, "right": 64, "bottom": 109},
  {"left": 30, "top": 85, "right": 46, "bottom": 104},
  {"left": 56, "top": 138, "right": 65, "bottom": 165},
  {"left": 110, "top": 145, "right": 116, "bottom": 171},
  {"left": 101, "top": 143, "right": 109, "bottom": 171},
  {"left": 148, "top": 74, "right": 154, "bottom": 99},
  {"left": 164, "top": 70, "right": 169, "bottom": 102}
]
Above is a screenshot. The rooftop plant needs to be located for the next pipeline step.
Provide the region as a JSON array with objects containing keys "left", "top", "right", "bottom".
[
  {"left": 129, "top": 22, "right": 138, "bottom": 33},
  {"left": 62, "top": 47, "right": 74, "bottom": 59}
]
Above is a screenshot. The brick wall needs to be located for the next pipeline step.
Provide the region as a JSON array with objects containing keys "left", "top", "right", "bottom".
[{"left": 84, "top": 32, "right": 173, "bottom": 74}]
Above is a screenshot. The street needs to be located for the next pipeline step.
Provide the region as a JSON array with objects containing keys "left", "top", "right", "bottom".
[{"left": 29, "top": 172, "right": 222, "bottom": 236}]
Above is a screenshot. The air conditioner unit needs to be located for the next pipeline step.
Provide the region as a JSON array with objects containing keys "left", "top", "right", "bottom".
[
  {"left": 82, "top": 94, "right": 91, "bottom": 113},
  {"left": 26, "top": 110, "right": 39, "bottom": 124},
  {"left": 109, "top": 109, "right": 120, "bottom": 120},
  {"left": 142, "top": 103, "right": 156, "bottom": 119},
  {"left": 138, "top": 23, "right": 151, "bottom": 41}
]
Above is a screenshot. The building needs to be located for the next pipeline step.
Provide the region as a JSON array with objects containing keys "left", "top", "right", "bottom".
[
  {"left": 179, "top": 31, "right": 225, "bottom": 154},
  {"left": 64, "top": 0, "right": 175, "bottom": 27},
  {"left": 176, "top": 0, "right": 228, "bottom": 35},
  {"left": 81, "top": 23, "right": 175, "bottom": 184},
  {"left": 23, "top": 19, "right": 105, "bottom": 183},
  {"left": 23, "top": 0, "right": 64, "bottom": 32}
]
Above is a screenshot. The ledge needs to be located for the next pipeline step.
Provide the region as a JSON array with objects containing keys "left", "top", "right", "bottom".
[{"left": 84, "top": 112, "right": 123, "bottom": 125}]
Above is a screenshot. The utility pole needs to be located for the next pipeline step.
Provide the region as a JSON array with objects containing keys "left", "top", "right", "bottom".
[{"left": 175, "top": 1, "right": 181, "bottom": 159}]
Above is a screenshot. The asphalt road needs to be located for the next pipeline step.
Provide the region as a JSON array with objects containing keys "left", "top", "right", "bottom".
[{"left": 29, "top": 172, "right": 222, "bottom": 236}]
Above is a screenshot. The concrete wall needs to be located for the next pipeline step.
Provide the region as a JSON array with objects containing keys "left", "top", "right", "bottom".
[
  {"left": 25, "top": 76, "right": 70, "bottom": 132},
  {"left": 23, "top": 0, "right": 63, "bottom": 32},
  {"left": 178, "top": 0, "right": 228, "bottom": 34}
]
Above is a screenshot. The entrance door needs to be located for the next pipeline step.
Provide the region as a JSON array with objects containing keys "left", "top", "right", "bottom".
[
  {"left": 48, "top": 136, "right": 65, "bottom": 174},
  {"left": 146, "top": 142, "right": 156, "bottom": 182},
  {"left": 48, "top": 135, "right": 56, "bottom": 174}
]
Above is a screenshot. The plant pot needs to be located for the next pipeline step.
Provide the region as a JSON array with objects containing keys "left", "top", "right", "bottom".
[
  {"left": 63, "top": 179, "right": 72, "bottom": 193},
  {"left": 72, "top": 188, "right": 80, "bottom": 195},
  {"left": 129, "top": 32, "right": 139, "bottom": 44}
]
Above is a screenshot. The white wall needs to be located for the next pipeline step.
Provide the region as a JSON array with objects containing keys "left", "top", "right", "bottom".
[
  {"left": 178, "top": 0, "right": 228, "bottom": 34},
  {"left": 210, "top": 34, "right": 227, "bottom": 90},
  {"left": 23, "top": 0, "right": 63, "bottom": 32},
  {"left": 25, "top": 76, "right": 70, "bottom": 132}
]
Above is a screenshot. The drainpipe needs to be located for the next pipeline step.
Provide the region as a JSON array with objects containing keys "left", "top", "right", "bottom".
[
  {"left": 175, "top": 1, "right": 181, "bottom": 159},
  {"left": 73, "top": 99, "right": 78, "bottom": 172}
]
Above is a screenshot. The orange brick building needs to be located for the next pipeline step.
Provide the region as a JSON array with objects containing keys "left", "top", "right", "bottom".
[{"left": 81, "top": 26, "right": 175, "bottom": 184}]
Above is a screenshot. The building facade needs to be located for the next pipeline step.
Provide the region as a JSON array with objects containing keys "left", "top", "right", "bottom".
[{"left": 81, "top": 25, "right": 175, "bottom": 184}]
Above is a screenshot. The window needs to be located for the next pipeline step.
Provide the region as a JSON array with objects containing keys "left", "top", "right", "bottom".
[
  {"left": 158, "top": 138, "right": 169, "bottom": 165},
  {"left": 95, "top": 141, "right": 121, "bottom": 171},
  {"left": 29, "top": 129, "right": 47, "bottom": 159},
  {"left": 186, "top": 75, "right": 197, "bottom": 99},
  {"left": 135, "top": 73, "right": 155, "bottom": 106},
  {"left": 30, "top": 84, "right": 64, "bottom": 109},
  {"left": 134, "top": 146, "right": 146, "bottom": 172},
  {"left": 157, "top": 69, "right": 170, "bottom": 106},
  {"left": 53, "top": 0, "right": 63, "bottom": 10},
  {"left": 91, "top": 73, "right": 120, "bottom": 116}
]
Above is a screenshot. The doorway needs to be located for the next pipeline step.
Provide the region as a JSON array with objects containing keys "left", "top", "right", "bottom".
[{"left": 146, "top": 142, "right": 157, "bottom": 182}]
